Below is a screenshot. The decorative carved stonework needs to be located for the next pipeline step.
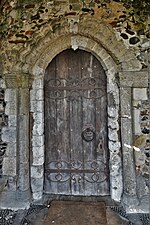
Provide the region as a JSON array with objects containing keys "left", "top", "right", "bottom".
[
  {"left": 119, "top": 71, "right": 148, "bottom": 88},
  {"left": 4, "top": 74, "right": 31, "bottom": 88}
]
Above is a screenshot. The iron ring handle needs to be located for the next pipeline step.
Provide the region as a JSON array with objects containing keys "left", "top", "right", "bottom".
[{"left": 81, "top": 127, "right": 96, "bottom": 142}]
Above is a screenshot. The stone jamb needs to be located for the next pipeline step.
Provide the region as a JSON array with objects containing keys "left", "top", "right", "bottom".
[
  {"left": 2, "top": 75, "right": 19, "bottom": 188},
  {"left": 120, "top": 87, "right": 137, "bottom": 200},
  {"left": 119, "top": 71, "right": 149, "bottom": 213},
  {"left": 0, "top": 74, "right": 31, "bottom": 209},
  {"left": 30, "top": 35, "right": 123, "bottom": 202}
]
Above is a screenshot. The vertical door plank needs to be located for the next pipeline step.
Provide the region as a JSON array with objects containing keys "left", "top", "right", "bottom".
[
  {"left": 93, "top": 58, "right": 109, "bottom": 195},
  {"left": 68, "top": 50, "right": 84, "bottom": 195},
  {"left": 81, "top": 53, "right": 97, "bottom": 196},
  {"left": 96, "top": 95, "right": 109, "bottom": 195},
  {"left": 55, "top": 51, "right": 71, "bottom": 194},
  {"left": 44, "top": 58, "right": 58, "bottom": 193}
]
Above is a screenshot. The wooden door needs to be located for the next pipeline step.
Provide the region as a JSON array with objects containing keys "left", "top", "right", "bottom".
[{"left": 44, "top": 49, "right": 109, "bottom": 196}]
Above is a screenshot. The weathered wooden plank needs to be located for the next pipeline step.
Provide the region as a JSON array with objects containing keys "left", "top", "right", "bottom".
[
  {"left": 44, "top": 57, "right": 58, "bottom": 193},
  {"left": 94, "top": 56, "right": 109, "bottom": 195},
  {"left": 95, "top": 95, "right": 109, "bottom": 195},
  {"left": 68, "top": 50, "right": 84, "bottom": 195},
  {"left": 55, "top": 50, "right": 71, "bottom": 194},
  {"left": 81, "top": 53, "right": 97, "bottom": 196}
]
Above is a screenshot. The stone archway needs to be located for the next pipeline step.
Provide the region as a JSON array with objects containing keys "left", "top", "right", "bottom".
[
  {"left": 29, "top": 34, "right": 122, "bottom": 201},
  {"left": 1, "top": 0, "right": 148, "bottom": 209},
  {"left": 20, "top": 17, "right": 141, "bottom": 74},
  {"left": 13, "top": 17, "right": 141, "bottom": 205}
]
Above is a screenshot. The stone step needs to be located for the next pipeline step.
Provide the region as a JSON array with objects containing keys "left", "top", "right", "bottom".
[{"left": 44, "top": 201, "right": 108, "bottom": 225}]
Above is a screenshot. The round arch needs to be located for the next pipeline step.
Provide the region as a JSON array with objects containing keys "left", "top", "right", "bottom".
[
  {"left": 26, "top": 16, "right": 141, "bottom": 202},
  {"left": 20, "top": 17, "right": 141, "bottom": 74},
  {"left": 30, "top": 34, "right": 123, "bottom": 202}
]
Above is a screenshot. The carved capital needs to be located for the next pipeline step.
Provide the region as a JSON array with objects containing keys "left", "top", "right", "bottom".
[
  {"left": 4, "top": 73, "right": 31, "bottom": 88},
  {"left": 119, "top": 71, "right": 148, "bottom": 88}
]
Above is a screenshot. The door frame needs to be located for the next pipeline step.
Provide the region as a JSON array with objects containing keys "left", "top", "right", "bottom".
[
  {"left": 30, "top": 35, "right": 123, "bottom": 202},
  {"left": 44, "top": 49, "right": 110, "bottom": 196}
]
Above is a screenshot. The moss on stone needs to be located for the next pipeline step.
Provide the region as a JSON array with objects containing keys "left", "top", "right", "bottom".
[
  {"left": 116, "top": 0, "right": 150, "bottom": 23},
  {"left": 18, "top": 0, "right": 42, "bottom": 4}
]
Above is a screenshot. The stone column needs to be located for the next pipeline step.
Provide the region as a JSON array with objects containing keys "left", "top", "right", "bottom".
[
  {"left": 120, "top": 87, "right": 137, "bottom": 195},
  {"left": 3, "top": 74, "right": 31, "bottom": 208},
  {"left": 2, "top": 76, "right": 18, "bottom": 189},
  {"left": 119, "top": 71, "right": 148, "bottom": 212},
  {"left": 17, "top": 76, "right": 30, "bottom": 200}
]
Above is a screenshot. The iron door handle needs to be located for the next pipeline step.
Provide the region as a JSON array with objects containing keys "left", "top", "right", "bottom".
[{"left": 81, "top": 125, "right": 95, "bottom": 142}]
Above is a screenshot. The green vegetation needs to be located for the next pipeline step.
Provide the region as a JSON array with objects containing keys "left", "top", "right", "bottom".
[
  {"left": 121, "top": 0, "right": 150, "bottom": 22},
  {"left": 17, "top": 0, "right": 42, "bottom": 3}
]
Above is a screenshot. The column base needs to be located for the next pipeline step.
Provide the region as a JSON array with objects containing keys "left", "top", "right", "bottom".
[
  {"left": 0, "top": 190, "right": 31, "bottom": 210},
  {"left": 122, "top": 193, "right": 149, "bottom": 213}
]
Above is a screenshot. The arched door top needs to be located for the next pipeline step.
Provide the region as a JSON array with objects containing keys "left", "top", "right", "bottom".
[
  {"left": 44, "top": 49, "right": 109, "bottom": 196},
  {"left": 21, "top": 18, "right": 141, "bottom": 75},
  {"left": 30, "top": 37, "right": 122, "bottom": 202}
]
